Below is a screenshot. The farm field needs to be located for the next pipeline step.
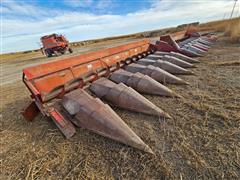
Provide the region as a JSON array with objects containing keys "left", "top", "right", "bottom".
[{"left": 1, "top": 18, "right": 240, "bottom": 179}]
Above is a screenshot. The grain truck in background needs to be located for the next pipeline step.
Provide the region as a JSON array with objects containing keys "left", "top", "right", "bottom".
[{"left": 41, "top": 34, "right": 73, "bottom": 57}]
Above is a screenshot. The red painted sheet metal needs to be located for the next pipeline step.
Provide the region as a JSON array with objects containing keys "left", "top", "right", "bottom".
[
  {"left": 24, "top": 39, "right": 150, "bottom": 80},
  {"left": 33, "top": 60, "right": 107, "bottom": 95},
  {"left": 23, "top": 39, "right": 151, "bottom": 102}
]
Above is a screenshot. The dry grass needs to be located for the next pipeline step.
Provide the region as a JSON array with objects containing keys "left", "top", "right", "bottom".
[
  {"left": 224, "top": 19, "right": 240, "bottom": 42},
  {"left": 0, "top": 51, "right": 43, "bottom": 64},
  {"left": 1, "top": 18, "right": 240, "bottom": 179},
  {"left": 210, "top": 61, "right": 240, "bottom": 67},
  {"left": 198, "top": 17, "right": 239, "bottom": 31},
  {"left": 1, "top": 35, "right": 240, "bottom": 179},
  {"left": 199, "top": 17, "right": 240, "bottom": 42}
]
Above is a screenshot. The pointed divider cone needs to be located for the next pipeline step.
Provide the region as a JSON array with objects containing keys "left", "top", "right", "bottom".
[
  {"left": 168, "top": 51, "right": 200, "bottom": 63},
  {"left": 90, "top": 77, "right": 171, "bottom": 118},
  {"left": 161, "top": 55, "right": 195, "bottom": 68},
  {"left": 137, "top": 59, "right": 194, "bottom": 75},
  {"left": 189, "top": 44, "right": 207, "bottom": 53},
  {"left": 62, "top": 89, "right": 153, "bottom": 154},
  {"left": 182, "top": 45, "right": 205, "bottom": 55},
  {"left": 153, "top": 51, "right": 171, "bottom": 56},
  {"left": 147, "top": 54, "right": 195, "bottom": 68},
  {"left": 198, "top": 38, "right": 213, "bottom": 46},
  {"left": 181, "top": 47, "right": 202, "bottom": 57},
  {"left": 197, "top": 41, "right": 211, "bottom": 48},
  {"left": 191, "top": 43, "right": 208, "bottom": 52},
  {"left": 125, "top": 63, "right": 189, "bottom": 85},
  {"left": 193, "top": 42, "right": 210, "bottom": 49},
  {"left": 109, "top": 69, "right": 180, "bottom": 97}
]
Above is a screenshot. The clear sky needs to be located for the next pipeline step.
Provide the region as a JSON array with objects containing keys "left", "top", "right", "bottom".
[{"left": 1, "top": 0, "right": 239, "bottom": 53}]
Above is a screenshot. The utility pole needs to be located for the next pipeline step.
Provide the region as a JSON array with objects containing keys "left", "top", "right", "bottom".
[{"left": 230, "top": 0, "right": 238, "bottom": 19}]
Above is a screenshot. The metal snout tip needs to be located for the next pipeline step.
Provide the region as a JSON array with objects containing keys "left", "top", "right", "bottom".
[
  {"left": 191, "top": 64, "right": 198, "bottom": 68},
  {"left": 174, "top": 92, "right": 183, "bottom": 99},
  {"left": 188, "top": 70, "right": 196, "bottom": 75},
  {"left": 162, "top": 112, "right": 172, "bottom": 119},
  {"left": 183, "top": 80, "right": 190, "bottom": 85},
  {"left": 178, "top": 79, "right": 190, "bottom": 85},
  {"left": 145, "top": 146, "right": 155, "bottom": 155}
]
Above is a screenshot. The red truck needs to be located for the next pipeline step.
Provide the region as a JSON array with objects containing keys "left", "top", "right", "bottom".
[{"left": 41, "top": 34, "right": 73, "bottom": 57}]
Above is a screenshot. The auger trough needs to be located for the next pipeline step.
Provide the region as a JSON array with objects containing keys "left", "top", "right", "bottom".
[{"left": 22, "top": 30, "right": 217, "bottom": 153}]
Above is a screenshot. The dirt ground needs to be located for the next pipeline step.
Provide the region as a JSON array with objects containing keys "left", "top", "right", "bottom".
[{"left": 1, "top": 35, "right": 240, "bottom": 179}]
